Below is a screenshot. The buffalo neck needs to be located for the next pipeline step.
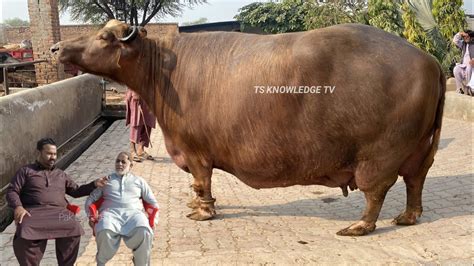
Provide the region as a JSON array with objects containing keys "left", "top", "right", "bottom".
[{"left": 119, "top": 36, "right": 178, "bottom": 129}]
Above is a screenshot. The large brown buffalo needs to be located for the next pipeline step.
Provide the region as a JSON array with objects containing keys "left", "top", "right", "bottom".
[{"left": 51, "top": 20, "right": 445, "bottom": 236}]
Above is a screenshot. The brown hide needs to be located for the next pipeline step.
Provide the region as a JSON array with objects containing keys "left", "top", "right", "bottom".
[{"left": 52, "top": 21, "right": 444, "bottom": 199}]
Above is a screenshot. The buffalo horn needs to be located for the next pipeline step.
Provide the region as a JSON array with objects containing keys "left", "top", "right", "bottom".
[{"left": 119, "top": 26, "right": 138, "bottom": 42}]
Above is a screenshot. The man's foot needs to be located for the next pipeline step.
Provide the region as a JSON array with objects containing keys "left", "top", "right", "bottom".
[
  {"left": 132, "top": 153, "right": 143, "bottom": 162},
  {"left": 467, "top": 86, "right": 473, "bottom": 96},
  {"left": 456, "top": 87, "right": 465, "bottom": 94},
  {"left": 138, "top": 151, "right": 154, "bottom": 161}
]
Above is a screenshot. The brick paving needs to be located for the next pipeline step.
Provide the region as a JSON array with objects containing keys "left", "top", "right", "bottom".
[{"left": 0, "top": 118, "right": 472, "bottom": 265}]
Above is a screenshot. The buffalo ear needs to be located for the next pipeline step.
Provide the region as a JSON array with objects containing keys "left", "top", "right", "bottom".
[{"left": 138, "top": 27, "right": 147, "bottom": 38}]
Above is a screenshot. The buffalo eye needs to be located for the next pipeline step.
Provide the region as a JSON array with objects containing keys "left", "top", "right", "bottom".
[{"left": 98, "top": 31, "right": 116, "bottom": 42}]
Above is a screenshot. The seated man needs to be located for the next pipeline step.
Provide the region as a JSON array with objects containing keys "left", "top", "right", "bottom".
[
  {"left": 453, "top": 30, "right": 474, "bottom": 95},
  {"left": 85, "top": 152, "right": 158, "bottom": 266},
  {"left": 6, "top": 137, "right": 108, "bottom": 266}
]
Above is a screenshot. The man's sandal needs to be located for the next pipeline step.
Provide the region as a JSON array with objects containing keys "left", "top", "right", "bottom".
[
  {"left": 140, "top": 151, "right": 154, "bottom": 161},
  {"left": 131, "top": 153, "right": 143, "bottom": 162}
]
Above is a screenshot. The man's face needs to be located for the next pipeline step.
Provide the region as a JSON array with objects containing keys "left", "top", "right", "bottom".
[
  {"left": 463, "top": 35, "right": 471, "bottom": 43},
  {"left": 38, "top": 144, "right": 57, "bottom": 169},
  {"left": 115, "top": 153, "right": 131, "bottom": 175}
]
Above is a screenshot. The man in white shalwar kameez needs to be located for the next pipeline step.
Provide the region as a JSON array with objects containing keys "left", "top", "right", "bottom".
[
  {"left": 85, "top": 152, "right": 158, "bottom": 266},
  {"left": 453, "top": 30, "right": 474, "bottom": 95}
]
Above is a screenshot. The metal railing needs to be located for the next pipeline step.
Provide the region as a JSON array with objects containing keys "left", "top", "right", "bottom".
[{"left": 0, "top": 60, "right": 47, "bottom": 95}]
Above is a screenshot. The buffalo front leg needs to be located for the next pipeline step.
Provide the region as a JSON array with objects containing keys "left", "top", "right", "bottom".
[
  {"left": 186, "top": 194, "right": 200, "bottom": 209},
  {"left": 337, "top": 171, "right": 398, "bottom": 236},
  {"left": 186, "top": 161, "right": 216, "bottom": 221}
]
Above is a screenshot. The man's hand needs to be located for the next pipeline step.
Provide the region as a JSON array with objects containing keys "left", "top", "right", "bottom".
[
  {"left": 469, "top": 59, "right": 474, "bottom": 67},
  {"left": 88, "top": 218, "right": 96, "bottom": 229},
  {"left": 94, "top": 176, "right": 109, "bottom": 188},
  {"left": 14, "top": 206, "right": 31, "bottom": 224}
]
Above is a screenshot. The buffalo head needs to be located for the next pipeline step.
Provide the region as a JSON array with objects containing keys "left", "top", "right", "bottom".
[{"left": 50, "top": 20, "right": 147, "bottom": 79}]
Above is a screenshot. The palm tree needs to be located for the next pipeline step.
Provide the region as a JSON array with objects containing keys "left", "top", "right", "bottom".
[{"left": 402, "top": 0, "right": 466, "bottom": 76}]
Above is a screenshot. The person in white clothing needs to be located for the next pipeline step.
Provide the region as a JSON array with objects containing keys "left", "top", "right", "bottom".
[
  {"left": 453, "top": 30, "right": 474, "bottom": 95},
  {"left": 85, "top": 152, "right": 158, "bottom": 266}
]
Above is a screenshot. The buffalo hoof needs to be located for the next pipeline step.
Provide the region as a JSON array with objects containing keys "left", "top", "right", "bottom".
[
  {"left": 336, "top": 221, "right": 376, "bottom": 236},
  {"left": 186, "top": 207, "right": 215, "bottom": 221},
  {"left": 392, "top": 212, "right": 419, "bottom": 225},
  {"left": 186, "top": 197, "right": 200, "bottom": 209}
]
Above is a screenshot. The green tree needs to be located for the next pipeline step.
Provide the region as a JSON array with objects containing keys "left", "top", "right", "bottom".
[
  {"left": 59, "top": 0, "right": 206, "bottom": 26},
  {"left": 432, "top": 0, "right": 466, "bottom": 76},
  {"left": 401, "top": 1, "right": 437, "bottom": 55},
  {"left": 401, "top": 0, "right": 466, "bottom": 76},
  {"left": 235, "top": 0, "right": 310, "bottom": 34},
  {"left": 367, "top": 0, "right": 404, "bottom": 36},
  {"left": 432, "top": 0, "right": 466, "bottom": 41},
  {"left": 305, "top": 0, "right": 368, "bottom": 30},
  {"left": 3, "top": 18, "right": 29, "bottom": 27},
  {"left": 235, "top": 0, "right": 367, "bottom": 34},
  {"left": 181, "top": 17, "right": 208, "bottom": 26}
]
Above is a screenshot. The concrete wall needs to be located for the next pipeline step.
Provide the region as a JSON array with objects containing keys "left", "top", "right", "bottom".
[
  {"left": 467, "top": 17, "right": 474, "bottom": 31},
  {"left": 0, "top": 74, "right": 103, "bottom": 190},
  {"left": 444, "top": 91, "right": 474, "bottom": 122}
]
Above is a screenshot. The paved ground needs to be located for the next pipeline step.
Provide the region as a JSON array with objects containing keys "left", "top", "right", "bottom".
[{"left": 0, "top": 118, "right": 472, "bottom": 265}]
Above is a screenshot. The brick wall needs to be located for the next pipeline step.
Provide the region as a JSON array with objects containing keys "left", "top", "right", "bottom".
[
  {"left": 27, "top": 0, "right": 64, "bottom": 85},
  {"left": 4, "top": 26, "right": 31, "bottom": 44},
  {"left": 4, "top": 20, "right": 177, "bottom": 85},
  {"left": 0, "top": 25, "right": 6, "bottom": 45},
  {"left": 5, "top": 23, "right": 178, "bottom": 44}
]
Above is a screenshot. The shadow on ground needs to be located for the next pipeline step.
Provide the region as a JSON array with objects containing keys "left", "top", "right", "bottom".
[{"left": 216, "top": 174, "right": 473, "bottom": 227}]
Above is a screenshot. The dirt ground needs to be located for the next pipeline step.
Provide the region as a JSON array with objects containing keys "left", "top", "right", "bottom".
[{"left": 105, "top": 90, "right": 126, "bottom": 105}]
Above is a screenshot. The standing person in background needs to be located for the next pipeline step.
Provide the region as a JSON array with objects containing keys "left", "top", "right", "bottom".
[
  {"left": 452, "top": 30, "right": 474, "bottom": 95},
  {"left": 125, "top": 88, "right": 156, "bottom": 162}
]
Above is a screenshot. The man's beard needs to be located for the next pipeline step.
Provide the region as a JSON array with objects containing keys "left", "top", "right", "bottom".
[
  {"left": 115, "top": 168, "right": 129, "bottom": 176},
  {"left": 43, "top": 159, "right": 55, "bottom": 169}
]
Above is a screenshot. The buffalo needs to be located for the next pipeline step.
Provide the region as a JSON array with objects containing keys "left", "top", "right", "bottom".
[{"left": 51, "top": 20, "right": 445, "bottom": 236}]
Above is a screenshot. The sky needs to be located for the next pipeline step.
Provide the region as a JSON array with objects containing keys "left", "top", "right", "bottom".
[
  {"left": 1, "top": 0, "right": 473, "bottom": 25},
  {"left": 0, "top": 0, "right": 267, "bottom": 25}
]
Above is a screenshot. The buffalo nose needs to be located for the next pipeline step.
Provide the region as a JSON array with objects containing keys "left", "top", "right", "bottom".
[{"left": 50, "top": 43, "right": 60, "bottom": 53}]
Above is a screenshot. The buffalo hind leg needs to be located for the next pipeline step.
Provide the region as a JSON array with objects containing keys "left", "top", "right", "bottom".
[
  {"left": 394, "top": 135, "right": 435, "bottom": 225},
  {"left": 186, "top": 161, "right": 216, "bottom": 221},
  {"left": 393, "top": 169, "right": 430, "bottom": 225},
  {"left": 337, "top": 172, "right": 397, "bottom": 236}
]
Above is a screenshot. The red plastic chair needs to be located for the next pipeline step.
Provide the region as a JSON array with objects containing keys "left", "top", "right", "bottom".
[
  {"left": 67, "top": 204, "right": 81, "bottom": 214},
  {"left": 87, "top": 197, "right": 158, "bottom": 236}
]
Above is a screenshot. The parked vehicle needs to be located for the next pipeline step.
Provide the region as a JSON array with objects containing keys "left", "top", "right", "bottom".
[{"left": 0, "top": 51, "right": 35, "bottom": 87}]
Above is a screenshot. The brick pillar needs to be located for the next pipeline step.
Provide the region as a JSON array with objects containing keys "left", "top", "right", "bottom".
[
  {"left": 0, "top": 25, "right": 6, "bottom": 45},
  {"left": 27, "top": 0, "right": 64, "bottom": 85}
]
